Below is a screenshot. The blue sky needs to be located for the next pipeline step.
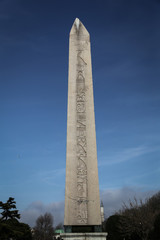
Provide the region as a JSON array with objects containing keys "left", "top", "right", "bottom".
[{"left": 0, "top": 0, "right": 160, "bottom": 226}]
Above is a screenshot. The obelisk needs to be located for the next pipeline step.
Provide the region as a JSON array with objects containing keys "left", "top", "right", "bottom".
[{"left": 64, "top": 18, "right": 102, "bottom": 233}]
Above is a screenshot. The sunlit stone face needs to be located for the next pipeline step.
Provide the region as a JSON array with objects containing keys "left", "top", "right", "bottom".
[{"left": 64, "top": 19, "right": 101, "bottom": 227}]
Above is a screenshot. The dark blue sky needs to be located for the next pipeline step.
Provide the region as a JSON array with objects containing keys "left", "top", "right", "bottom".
[{"left": 0, "top": 0, "right": 160, "bottom": 226}]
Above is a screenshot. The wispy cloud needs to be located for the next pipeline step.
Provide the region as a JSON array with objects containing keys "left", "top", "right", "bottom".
[
  {"left": 99, "top": 145, "right": 159, "bottom": 166},
  {"left": 33, "top": 168, "right": 65, "bottom": 186}
]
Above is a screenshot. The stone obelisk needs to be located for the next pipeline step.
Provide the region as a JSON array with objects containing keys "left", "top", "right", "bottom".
[{"left": 64, "top": 18, "right": 102, "bottom": 233}]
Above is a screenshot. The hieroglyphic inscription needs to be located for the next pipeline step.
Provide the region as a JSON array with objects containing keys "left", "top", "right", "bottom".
[{"left": 76, "top": 50, "right": 88, "bottom": 224}]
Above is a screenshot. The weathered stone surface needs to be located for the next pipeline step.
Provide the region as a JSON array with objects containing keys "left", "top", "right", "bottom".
[
  {"left": 60, "top": 233, "right": 108, "bottom": 240},
  {"left": 64, "top": 18, "right": 101, "bottom": 226}
]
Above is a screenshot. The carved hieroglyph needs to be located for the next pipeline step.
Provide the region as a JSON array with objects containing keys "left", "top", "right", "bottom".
[{"left": 64, "top": 18, "right": 101, "bottom": 226}]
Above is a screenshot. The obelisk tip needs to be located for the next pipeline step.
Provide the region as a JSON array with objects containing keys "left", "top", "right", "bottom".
[
  {"left": 75, "top": 18, "right": 80, "bottom": 31},
  {"left": 70, "top": 18, "right": 90, "bottom": 38}
]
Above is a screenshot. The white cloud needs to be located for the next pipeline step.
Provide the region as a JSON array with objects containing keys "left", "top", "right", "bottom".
[
  {"left": 20, "top": 187, "right": 158, "bottom": 227},
  {"left": 101, "top": 186, "right": 158, "bottom": 218},
  {"left": 20, "top": 201, "right": 64, "bottom": 227}
]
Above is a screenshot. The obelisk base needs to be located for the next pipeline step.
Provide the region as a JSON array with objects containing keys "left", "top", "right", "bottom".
[
  {"left": 60, "top": 233, "right": 108, "bottom": 240},
  {"left": 64, "top": 226, "right": 102, "bottom": 233}
]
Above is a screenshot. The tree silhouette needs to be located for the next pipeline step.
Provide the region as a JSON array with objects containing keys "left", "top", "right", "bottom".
[
  {"left": 0, "top": 197, "right": 32, "bottom": 239},
  {"left": 33, "top": 212, "right": 54, "bottom": 240},
  {"left": 103, "top": 192, "right": 160, "bottom": 240},
  {"left": 0, "top": 197, "right": 20, "bottom": 221},
  {"left": 118, "top": 192, "right": 160, "bottom": 240}
]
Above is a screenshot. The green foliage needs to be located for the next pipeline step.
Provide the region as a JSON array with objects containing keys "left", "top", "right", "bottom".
[
  {"left": 0, "top": 197, "right": 32, "bottom": 240},
  {"left": 0, "top": 218, "right": 32, "bottom": 240},
  {"left": 0, "top": 197, "right": 20, "bottom": 221},
  {"left": 104, "top": 215, "right": 123, "bottom": 240}
]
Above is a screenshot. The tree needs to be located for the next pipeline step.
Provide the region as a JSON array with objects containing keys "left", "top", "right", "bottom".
[
  {"left": 55, "top": 222, "right": 64, "bottom": 230},
  {"left": 104, "top": 215, "right": 124, "bottom": 240},
  {"left": 33, "top": 212, "right": 54, "bottom": 240},
  {"left": 0, "top": 197, "right": 20, "bottom": 221},
  {"left": 148, "top": 213, "right": 160, "bottom": 240},
  {"left": 0, "top": 197, "right": 32, "bottom": 240},
  {"left": 117, "top": 192, "right": 160, "bottom": 240},
  {"left": 0, "top": 219, "right": 32, "bottom": 240}
]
